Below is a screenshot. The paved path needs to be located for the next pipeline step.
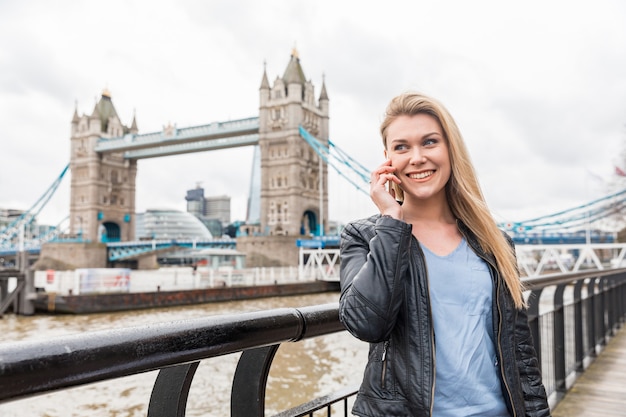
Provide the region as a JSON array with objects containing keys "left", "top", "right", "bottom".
[{"left": 552, "top": 325, "right": 626, "bottom": 417}]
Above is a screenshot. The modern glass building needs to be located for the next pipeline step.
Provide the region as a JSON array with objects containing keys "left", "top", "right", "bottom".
[
  {"left": 185, "top": 186, "right": 231, "bottom": 226},
  {"left": 135, "top": 209, "right": 213, "bottom": 240}
]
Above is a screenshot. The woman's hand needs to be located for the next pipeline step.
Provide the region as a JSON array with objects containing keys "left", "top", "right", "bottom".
[{"left": 370, "top": 159, "right": 403, "bottom": 220}]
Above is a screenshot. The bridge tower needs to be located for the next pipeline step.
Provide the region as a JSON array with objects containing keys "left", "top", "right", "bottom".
[
  {"left": 258, "top": 49, "right": 329, "bottom": 237},
  {"left": 69, "top": 90, "right": 138, "bottom": 243}
]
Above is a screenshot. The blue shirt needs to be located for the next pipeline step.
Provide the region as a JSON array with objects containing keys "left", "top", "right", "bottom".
[{"left": 423, "top": 238, "right": 510, "bottom": 417}]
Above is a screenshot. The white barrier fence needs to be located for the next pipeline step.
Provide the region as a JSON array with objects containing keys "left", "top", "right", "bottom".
[
  {"left": 516, "top": 243, "right": 626, "bottom": 277},
  {"left": 35, "top": 266, "right": 307, "bottom": 296},
  {"left": 298, "top": 248, "right": 341, "bottom": 282}
]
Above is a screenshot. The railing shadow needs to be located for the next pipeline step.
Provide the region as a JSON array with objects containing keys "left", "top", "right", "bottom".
[{"left": 1, "top": 270, "right": 625, "bottom": 416}]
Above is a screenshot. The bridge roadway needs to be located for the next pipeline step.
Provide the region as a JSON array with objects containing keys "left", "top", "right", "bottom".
[{"left": 552, "top": 325, "right": 626, "bottom": 417}]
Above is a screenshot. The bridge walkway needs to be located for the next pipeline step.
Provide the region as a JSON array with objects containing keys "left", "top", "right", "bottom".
[{"left": 552, "top": 325, "right": 626, "bottom": 417}]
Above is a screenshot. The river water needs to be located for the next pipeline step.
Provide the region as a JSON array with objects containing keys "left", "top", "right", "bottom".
[{"left": 0, "top": 292, "right": 368, "bottom": 417}]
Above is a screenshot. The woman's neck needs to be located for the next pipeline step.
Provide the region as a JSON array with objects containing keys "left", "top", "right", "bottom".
[
  {"left": 401, "top": 195, "right": 461, "bottom": 256},
  {"left": 401, "top": 194, "right": 455, "bottom": 225}
]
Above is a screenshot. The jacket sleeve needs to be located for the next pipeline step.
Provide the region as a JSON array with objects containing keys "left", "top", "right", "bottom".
[
  {"left": 515, "top": 307, "right": 552, "bottom": 417},
  {"left": 338, "top": 215, "right": 413, "bottom": 343}
]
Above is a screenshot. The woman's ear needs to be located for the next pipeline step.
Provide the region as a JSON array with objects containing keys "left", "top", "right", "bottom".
[{"left": 384, "top": 149, "right": 389, "bottom": 160}]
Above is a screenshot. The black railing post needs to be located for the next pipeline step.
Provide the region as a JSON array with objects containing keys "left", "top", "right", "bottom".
[
  {"left": 148, "top": 362, "right": 199, "bottom": 417},
  {"left": 527, "top": 288, "right": 543, "bottom": 369},
  {"left": 607, "top": 277, "right": 617, "bottom": 335},
  {"left": 620, "top": 276, "right": 626, "bottom": 324},
  {"left": 553, "top": 283, "right": 567, "bottom": 394},
  {"left": 231, "top": 345, "right": 280, "bottom": 417},
  {"left": 586, "top": 278, "right": 597, "bottom": 357},
  {"left": 573, "top": 279, "right": 585, "bottom": 372},
  {"left": 597, "top": 278, "right": 607, "bottom": 346}
]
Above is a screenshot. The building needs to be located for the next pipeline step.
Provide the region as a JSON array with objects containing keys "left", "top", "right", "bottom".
[
  {"left": 204, "top": 195, "right": 230, "bottom": 225},
  {"left": 185, "top": 186, "right": 205, "bottom": 218},
  {"left": 0, "top": 208, "right": 25, "bottom": 229},
  {"left": 69, "top": 89, "right": 138, "bottom": 242},
  {"left": 258, "top": 49, "right": 329, "bottom": 236},
  {"left": 0, "top": 208, "right": 41, "bottom": 241},
  {"left": 184, "top": 186, "right": 231, "bottom": 238},
  {"left": 185, "top": 186, "right": 231, "bottom": 225},
  {"left": 135, "top": 209, "right": 212, "bottom": 240}
]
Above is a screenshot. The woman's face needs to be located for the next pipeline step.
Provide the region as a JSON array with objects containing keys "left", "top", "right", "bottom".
[{"left": 384, "top": 113, "right": 451, "bottom": 203}]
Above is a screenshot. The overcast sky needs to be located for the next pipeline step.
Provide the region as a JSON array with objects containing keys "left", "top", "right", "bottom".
[{"left": 1, "top": 0, "right": 625, "bottom": 230}]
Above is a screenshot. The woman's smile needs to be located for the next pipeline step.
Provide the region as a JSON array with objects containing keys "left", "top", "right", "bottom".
[{"left": 407, "top": 170, "right": 435, "bottom": 180}]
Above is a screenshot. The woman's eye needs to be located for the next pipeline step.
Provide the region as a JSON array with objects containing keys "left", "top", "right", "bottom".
[
  {"left": 424, "top": 138, "right": 438, "bottom": 146},
  {"left": 394, "top": 144, "right": 408, "bottom": 151}
]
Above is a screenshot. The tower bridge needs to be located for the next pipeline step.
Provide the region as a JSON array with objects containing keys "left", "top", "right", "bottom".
[
  {"left": 71, "top": 50, "right": 328, "bottom": 247},
  {"left": 44, "top": 50, "right": 329, "bottom": 268}
]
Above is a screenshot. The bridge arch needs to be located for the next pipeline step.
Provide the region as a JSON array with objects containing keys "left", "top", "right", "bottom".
[
  {"left": 300, "top": 209, "right": 319, "bottom": 236},
  {"left": 100, "top": 222, "right": 121, "bottom": 243}
]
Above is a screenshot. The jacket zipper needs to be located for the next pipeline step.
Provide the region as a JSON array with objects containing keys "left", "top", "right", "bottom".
[
  {"left": 429, "top": 322, "right": 436, "bottom": 417},
  {"left": 494, "top": 273, "right": 517, "bottom": 417},
  {"left": 415, "top": 240, "right": 437, "bottom": 417},
  {"left": 381, "top": 340, "right": 389, "bottom": 388},
  {"left": 422, "top": 272, "right": 437, "bottom": 416}
]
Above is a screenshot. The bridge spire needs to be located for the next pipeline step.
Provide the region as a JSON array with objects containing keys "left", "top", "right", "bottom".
[
  {"left": 130, "top": 109, "right": 138, "bottom": 134},
  {"left": 282, "top": 49, "right": 306, "bottom": 85},
  {"left": 260, "top": 60, "right": 270, "bottom": 90},
  {"left": 71, "top": 101, "right": 80, "bottom": 124},
  {"left": 319, "top": 74, "right": 329, "bottom": 102}
]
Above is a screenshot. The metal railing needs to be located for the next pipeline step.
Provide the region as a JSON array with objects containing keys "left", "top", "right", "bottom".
[
  {"left": 524, "top": 268, "right": 626, "bottom": 406},
  {"left": 1, "top": 269, "right": 625, "bottom": 415}
]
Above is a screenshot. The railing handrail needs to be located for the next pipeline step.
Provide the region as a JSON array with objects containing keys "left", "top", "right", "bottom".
[
  {"left": 0, "top": 303, "right": 342, "bottom": 404},
  {"left": 523, "top": 267, "right": 626, "bottom": 289}
]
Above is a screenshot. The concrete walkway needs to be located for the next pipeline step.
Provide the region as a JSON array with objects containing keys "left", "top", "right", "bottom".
[{"left": 552, "top": 325, "right": 626, "bottom": 417}]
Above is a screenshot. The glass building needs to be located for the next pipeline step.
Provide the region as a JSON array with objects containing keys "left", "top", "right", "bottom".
[
  {"left": 185, "top": 187, "right": 205, "bottom": 217},
  {"left": 135, "top": 209, "right": 213, "bottom": 240}
]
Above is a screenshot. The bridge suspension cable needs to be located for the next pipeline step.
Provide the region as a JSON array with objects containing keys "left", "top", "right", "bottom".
[
  {"left": 37, "top": 215, "right": 70, "bottom": 245},
  {"left": 298, "top": 126, "right": 370, "bottom": 196},
  {"left": 0, "top": 164, "right": 69, "bottom": 248},
  {"left": 499, "top": 187, "right": 626, "bottom": 235}
]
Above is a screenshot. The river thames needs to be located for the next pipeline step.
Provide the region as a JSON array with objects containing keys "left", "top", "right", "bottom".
[{"left": 0, "top": 292, "right": 367, "bottom": 417}]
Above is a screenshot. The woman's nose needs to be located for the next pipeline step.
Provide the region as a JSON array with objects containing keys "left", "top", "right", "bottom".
[{"left": 409, "top": 147, "right": 426, "bottom": 164}]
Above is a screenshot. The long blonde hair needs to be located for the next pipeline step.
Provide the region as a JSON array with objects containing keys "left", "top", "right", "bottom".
[{"left": 380, "top": 92, "right": 525, "bottom": 309}]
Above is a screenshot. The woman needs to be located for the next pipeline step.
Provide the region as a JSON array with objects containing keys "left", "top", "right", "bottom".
[{"left": 339, "top": 92, "right": 551, "bottom": 416}]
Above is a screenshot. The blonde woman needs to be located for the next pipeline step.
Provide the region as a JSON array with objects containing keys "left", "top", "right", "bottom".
[{"left": 339, "top": 92, "right": 550, "bottom": 416}]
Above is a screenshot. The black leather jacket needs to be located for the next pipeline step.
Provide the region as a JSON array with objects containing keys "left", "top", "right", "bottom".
[{"left": 339, "top": 214, "right": 551, "bottom": 417}]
